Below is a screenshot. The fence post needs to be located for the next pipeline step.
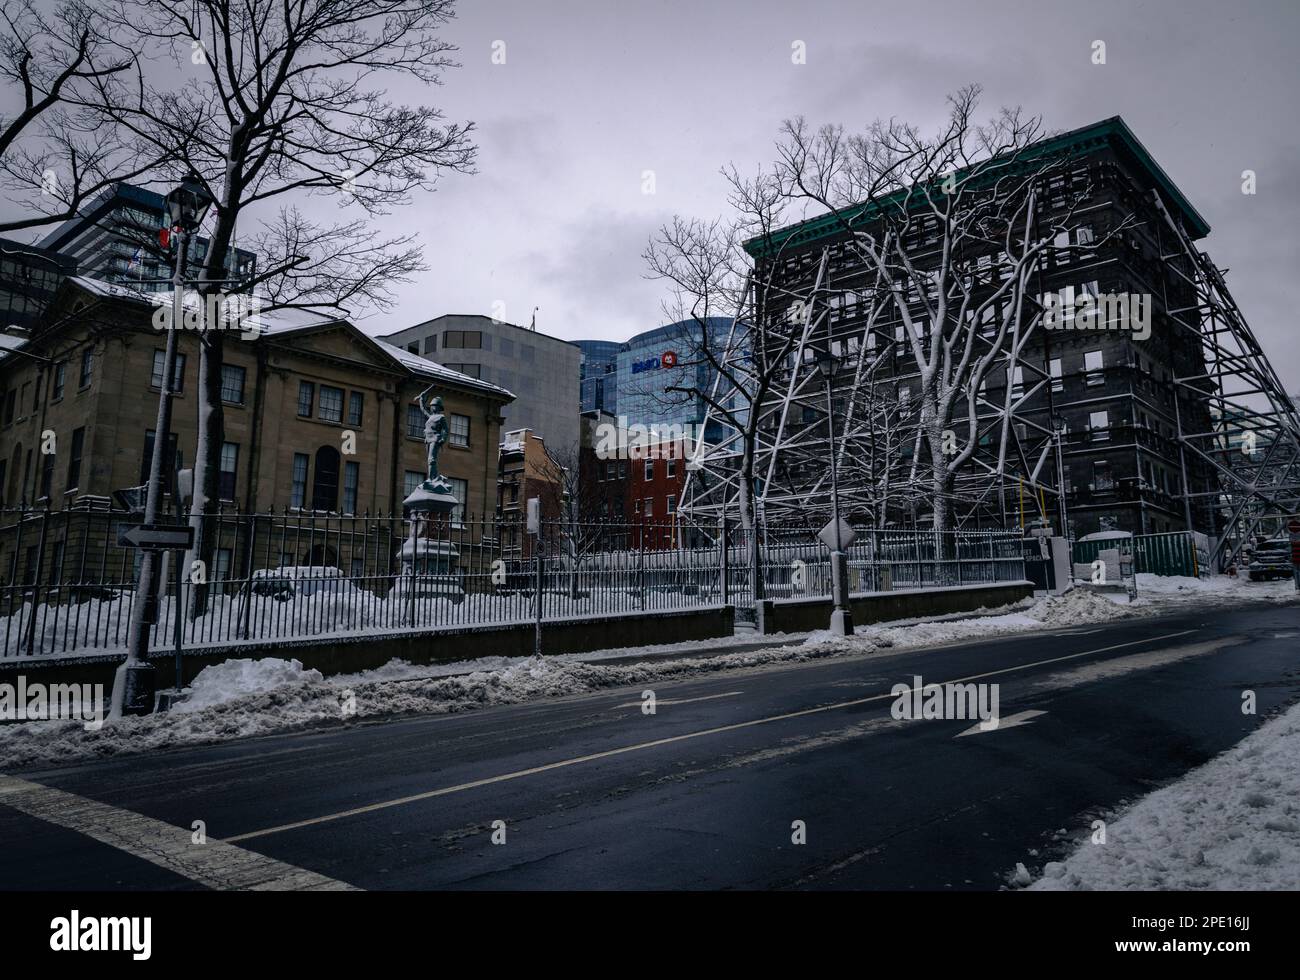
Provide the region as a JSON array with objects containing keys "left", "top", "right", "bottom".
[
  {"left": 22, "top": 505, "right": 49, "bottom": 656},
  {"left": 720, "top": 515, "right": 730, "bottom": 605}
]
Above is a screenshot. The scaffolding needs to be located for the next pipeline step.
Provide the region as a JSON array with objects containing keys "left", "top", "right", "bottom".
[{"left": 681, "top": 195, "right": 1300, "bottom": 568}]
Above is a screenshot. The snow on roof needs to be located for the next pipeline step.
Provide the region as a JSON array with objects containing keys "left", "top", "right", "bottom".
[
  {"left": 53, "top": 276, "right": 512, "bottom": 400},
  {"left": 370, "top": 337, "right": 514, "bottom": 400}
]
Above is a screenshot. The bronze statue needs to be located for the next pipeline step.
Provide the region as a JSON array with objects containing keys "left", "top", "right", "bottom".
[{"left": 418, "top": 388, "right": 448, "bottom": 485}]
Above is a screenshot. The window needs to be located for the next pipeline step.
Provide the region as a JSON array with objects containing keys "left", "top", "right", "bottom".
[
  {"left": 350, "top": 558, "right": 365, "bottom": 579},
  {"left": 342, "top": 461, "right": 359, "bottom": 515},
  {"left": 318, "top": 385, "right": 344, "bottom": 422},
  {"left": 520, "top": 344, "right": 535, "bottom": 363},
  {"left": 219, "top": 442, "right": 239, "bottom": 500},
  {"left": 1093, "top": 460, "right": 1115, "bottom": 491},
  {"left": 422, "top": 335, "right": 437, "bottom": 354},
  {"left": 449, "top": 477, "right": 468, "bottom": 523},
  {"left": 1050, "top": 358, "right": 1063, "bottom": 393},
  {"left": 443, "top": 330, "right": 482, "bottom": 349},
  {"left": 66, "top": 427, "right": 84, "bottom": 491},
  {"left": 141, "top": 431, "right": 180, "bottom": 492},
  {"left": 297, "top": 381, "right": 315, "bottom": 417},
  {"left": 221, "top": 364, "right": 246, "bottom": 404},
  {"left": 644, "top": 497, "right": 653, "bottom": 517},
  {"left": 442, "top": 412, "right": 469, "bottom": 448},
  {"left": 51, "top": 362, "right": 66, "bottom": 400},
  {"left": 39, "top": 450, "right": 54, "bottom": 499},
  {"left": 406, "top": 403, "right": 423, "bottom": 438},
  {"left": 310, "top": 447, "right": 340, "bottom": 512},
  {"left": 666, "top": 457, "right": 676, "bottom": 478},
  {"left": 1089, "top": 411, "right": 1110, "bottom": 440},
  {"left": 500, "top": 338, "right": 514, "bottom": 358},
  {"left": 347, "top": 391, "right": 364, "bottom": 427},
  {"left": 644, "top": 458, "right": 655, "bottom": 480},
  {"left": 291, "top": 453, "right": 309, "bottom": 508},
  {"left": 666, "top": 494, "right": 677, "bottom": 514},
  {"left": 214, "top": 548, "right": 232, "bottom": 585},
  {"left": 443, "top": 362, "right": 481, "bottom": 379},
  {"left": 49, "top": 540, "right": 64, "bottom": 586},
  {"left": 3, "top": 390, "right": 14, "bottom": 425},
  {"left": 151, "top": 351, "right": 187, "bottom": 392},
  {"left": 403, "top": 470, "right": 424, "bottom": 511},
  {"left": 1084, "top": 349, "right": 1104, "bottom": 385},
  {"left": 79, "top": 348, "right": 93, "bottom": 388}
]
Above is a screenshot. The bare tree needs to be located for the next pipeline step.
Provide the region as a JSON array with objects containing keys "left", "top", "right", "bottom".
[
  {"left": 533, "top": 441, "right": 607, "bottom": 600},
  {"left": 644, "top": 172, "right": 824, "bottom": 599},
  {"left": 0, "top": 0, "right": 164, "bottom": 234},
  {"left": 91, "top": 0, "right": 477, "bottom": 611},
  {"left": 765, "top": 86, "right": 1123, "bottom": 529}
]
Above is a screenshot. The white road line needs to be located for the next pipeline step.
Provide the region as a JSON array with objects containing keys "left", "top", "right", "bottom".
[
  {"left": 614, "top": 691, "right": 743, "bottom": 709},
  {"left": 1051, "top": 628, "right": 1105, "bottom": 637},
  {"left": 225, "top": 628, "right": 1199, "bottom": 843},
  {"left": 0, "top": 774, "right": 358, "bottom": 891}
]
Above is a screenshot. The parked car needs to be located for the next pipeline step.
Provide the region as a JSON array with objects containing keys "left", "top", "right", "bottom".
[
  {"left": 246, "top": 566, "right": 358, "bottom": 601},
  {"left": 1247, "top": 539, "right": 1293, "bottom": 581}
]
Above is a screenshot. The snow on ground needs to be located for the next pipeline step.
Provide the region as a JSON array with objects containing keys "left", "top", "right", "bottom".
[
  {"left": 1, "top": 577, "right": 1293, "bottom": 770},
  {"left": 0, "top": 636, "right": 870, "bottom": 770},
  {"left": 1024, "top": 698, "right": 1300, "bottom": 890}
]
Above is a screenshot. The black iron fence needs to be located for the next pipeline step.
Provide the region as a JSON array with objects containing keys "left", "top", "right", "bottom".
[{"left": 0, "top": 503, "right": 1025, "bottom": 658}]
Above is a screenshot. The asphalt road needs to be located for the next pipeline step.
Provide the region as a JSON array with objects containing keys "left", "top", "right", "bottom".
[{"left": 3, "top": 598, "right": 1298, "bottom": 890}]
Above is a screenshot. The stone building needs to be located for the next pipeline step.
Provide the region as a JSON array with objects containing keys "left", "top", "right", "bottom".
[{"left": 0, "top": 276, "right": 512, "bottom": 591}]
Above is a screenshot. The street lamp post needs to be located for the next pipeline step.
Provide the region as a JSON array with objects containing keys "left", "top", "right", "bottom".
[
  {"left": 815, "top": 347, "right": 853, "bottom": 636},
  {"left": 110, "top": 173, "right": 213, "bottom": 718},
  {"left": 1051, "top": 412, "right": 1070, "bottom": 537}
]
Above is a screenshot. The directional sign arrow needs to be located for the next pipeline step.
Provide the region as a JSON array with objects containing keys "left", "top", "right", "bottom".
[
  {"left": 118, "top": 524, "right": 194, "bottom": 550},
  {"left": 954, "top": 709, "right": 1047, "bottom": 738}
]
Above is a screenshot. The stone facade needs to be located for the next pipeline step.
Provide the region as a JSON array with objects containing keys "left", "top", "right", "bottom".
[{"left": 0, "top": 277, "right": 512, "bottom": 587}]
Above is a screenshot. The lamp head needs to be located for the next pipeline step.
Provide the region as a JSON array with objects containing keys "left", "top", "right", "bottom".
[{"left": 165, "top": 172, "right": 214, "bottom": 231}]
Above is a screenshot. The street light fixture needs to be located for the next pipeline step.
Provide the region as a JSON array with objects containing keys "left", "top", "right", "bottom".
[
  {"left": 111, "top": 172, "right": 213, "bottom": 718},
  {"left": 814, "top": 346, "right": 853, "bottom": 636}
]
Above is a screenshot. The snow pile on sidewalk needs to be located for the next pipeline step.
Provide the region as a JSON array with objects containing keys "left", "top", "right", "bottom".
[
  {"left": 175, "top": 658, "right": 323, "bottom": 713},
  {"left": 1134, "top": 573, "right": 1294, "bottom": 608},
  {"left": 0, "top": 638, "right": 871, "bottom": 770},
  {"left": 1026, "top": 701, "right": 1300, "bottom": 890},
  {"left": 801, "top": 587, "right": 1132, "bottom": 653}
]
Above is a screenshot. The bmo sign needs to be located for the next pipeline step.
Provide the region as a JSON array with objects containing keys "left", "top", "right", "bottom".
[{"left": 631, "top": 350, "right": 678, "bottom": 374}]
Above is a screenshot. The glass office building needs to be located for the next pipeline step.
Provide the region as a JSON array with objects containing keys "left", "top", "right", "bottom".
[{"left": 576, "top": 339, "right": 620, "bottom": 415}]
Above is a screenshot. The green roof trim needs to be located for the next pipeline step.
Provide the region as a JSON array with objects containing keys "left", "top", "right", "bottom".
[{"left": 743, "top": 116, "right": 1210, "bottom": 257}]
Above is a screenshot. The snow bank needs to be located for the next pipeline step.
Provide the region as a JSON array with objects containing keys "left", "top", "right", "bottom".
[
  {"left": 1026, "top": 700, "right": 1300, "bottom": 890},
  {"left": 0, "top": 638, "right": 871, "bottom": 770}
]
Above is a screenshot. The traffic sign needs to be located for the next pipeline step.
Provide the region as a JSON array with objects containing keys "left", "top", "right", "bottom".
[
  {"left": 818, "top": 517, "right": 857, "bottom": 551},
  {"left": 118, "top": 524, "right": 194, "bottom": 550}
]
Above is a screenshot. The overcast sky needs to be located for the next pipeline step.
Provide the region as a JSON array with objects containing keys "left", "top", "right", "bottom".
[
  {"left": 6, "top": 0, "right": 1298, "bottom": 390},
  {"left": 354, "top": 0, "right": 1294, "bottom": 391}
]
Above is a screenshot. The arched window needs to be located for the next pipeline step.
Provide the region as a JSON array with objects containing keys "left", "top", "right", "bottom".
[{"left": 311, "top": 445, "right": 340, "bottom": 512}]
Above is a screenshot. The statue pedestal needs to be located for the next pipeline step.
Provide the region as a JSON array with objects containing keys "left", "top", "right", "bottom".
[{"left": 403, "top": 478, "right": 458, "bottom": 515}]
